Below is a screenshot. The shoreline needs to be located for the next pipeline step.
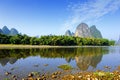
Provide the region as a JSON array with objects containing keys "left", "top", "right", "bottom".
[
  {"left": 3, "top": 69, "right": 120, "bottom": 80},
  {"left": 0, "top": 44, "right": 112, "bottom": 49}
]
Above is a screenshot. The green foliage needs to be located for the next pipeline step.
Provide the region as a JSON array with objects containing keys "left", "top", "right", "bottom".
[
  {"left": 109, "top": 40, "right": 115, "bottom": 46},
  {"left": 58, "top": 64, "right": 73, "bottom": 70},
  {"left": 30, "top": 37, "right": 39, "bottom": 45},
  {"left": 94, "top": 71, "right": 114, "bottom": 80},
  {"left": 21, "top": 35, "right": 31, "bottom": 44},
  {"left": 4, "top": 78, "right": 10, "bottom": 80},
  {"left": 0, "top": 34, "right": 10, "bottom": 44},
  {"left": 10, "top": 35, "right": 21, "bottom": 44},
  {"left": 0, "top": 33, "right": 115, "bottom": 46}
]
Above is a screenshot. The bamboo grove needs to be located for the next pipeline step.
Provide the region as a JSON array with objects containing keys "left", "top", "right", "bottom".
[{"left": 0, "top": 34, "right": 115, "bottom": 46}]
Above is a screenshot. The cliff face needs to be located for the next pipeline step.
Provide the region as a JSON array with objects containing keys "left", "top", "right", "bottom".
[
  {"left": 75, "top": 23, "right": 92, "bottom": 38},
  {"left": 65, "top": 23, "right": 102, "bottom": 38},
  {"left": 90, "top": 25, "right": 102, "bottom": 38}
]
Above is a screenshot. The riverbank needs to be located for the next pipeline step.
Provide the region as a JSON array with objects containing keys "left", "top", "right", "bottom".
[
  {"left": 0, "top": 44, "right": 54, "bottom": 49},
  {"left": 4, "top": 70, "right": 120, "bottom": 80},
  {"left": 0, "top": 44, "right": 111, "bottom": 49}
]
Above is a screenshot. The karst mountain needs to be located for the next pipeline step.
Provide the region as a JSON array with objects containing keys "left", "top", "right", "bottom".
[
  {"left": 0, "top": 26, "right": 19, "bottom": 36},
  {"left": 65, "top": 23, "right": 103, "bottom": 38}
]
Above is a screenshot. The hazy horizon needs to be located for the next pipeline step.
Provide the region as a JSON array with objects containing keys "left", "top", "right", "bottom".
[{"left": 0, "top": 0, "right": 120, "bottom": 40}]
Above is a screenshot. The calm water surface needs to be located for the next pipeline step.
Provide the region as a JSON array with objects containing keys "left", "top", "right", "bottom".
[{"left": 0, "top": 46, "right": 120, "bottom": 79}]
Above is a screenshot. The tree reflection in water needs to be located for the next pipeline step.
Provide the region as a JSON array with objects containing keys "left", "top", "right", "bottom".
[{"left": 0, "top": 47, "right": 108, "bottom": 70}]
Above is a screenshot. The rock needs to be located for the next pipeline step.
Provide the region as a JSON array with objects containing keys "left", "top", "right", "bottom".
[
  {"left": 13, "top": 78, "right": 17, "bottom": 80},
  {"left": 33, "top": 64, "right": 39, "bottom": 67},
  {"left": 52, "top": 71, "right": 59, "bottom": 75},
  {"left": 65, "top": 30, "right": 74, "bottom": 36},
  {"left": 90, "top": 25, "right": 102, "bottom": 38},
  {"left": 41, "top": 75, "right": 46, "bottom": 79},
  {"left": 57, "top": 71, "right": 61, "bottom": 75},
  {"left": 97, "top": 72, "right": 105, "bottom": 76},
  {"left": 87, "top": 77, "right": 91, "bottom": 80},
  {"left": 62, "top": 75, "right": 75, "bottom": 79},
  {"left": 44, "top": 64, "right": 48, "bottom": 66},
  {"left": 119, "top": 75, "right": 120, "bottom": 78},
  {"left": 28, "top": 73, "right": 34, "bottom": 77},
  {"left": 75, "top": 23, "right": 92, "bottom": 38},
  {"left": 36, "top": 78, "right": 41, "bottom": 80},
  {"left": 12, "top": 75, "right": 16, "bottom": 78},
  {"left": 94, "top": 78, "right": 98, "bottom": 80},
  {"left": 52, "top": 75, "right": 57, "bottom": 78},
  {"left": 78, "top": 75, "right": 82, "bottom": 78},
  {"left": 27, "top": 77, "right": 34, "bottom": 80},
  {"left": 86, "top": 75, "right": 90, "bottom": 77},
  {"left": 11, "top": 67, "right": 16, "bottom": 71},
  {"left": 104, "top": 66, "right": 111, "bottom": 69},
  {"left": 65, "top": 23, "right": 102, "bottom": 38},
  {"left": 5, "top": 72, "right": 11, "bottom": 76},
  {"left": 31, "top": 71, "right": 40, "bottom": 76}
]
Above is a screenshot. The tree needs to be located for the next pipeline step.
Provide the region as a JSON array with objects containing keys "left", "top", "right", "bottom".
[
  {"left": 21, "top": 35, "right": 30, "bottom": 44},
  {"left": 109, "top": 40, "right": 115, "bottom": 46},
  {"left": 10, "top": 35, "right": 21, "bottom": 44},
  {"left": 30, "top": 37, "right": 39, "bottom": 45},
  {"left": 0, "top": 33, "right": 10, "bottom": 44}
]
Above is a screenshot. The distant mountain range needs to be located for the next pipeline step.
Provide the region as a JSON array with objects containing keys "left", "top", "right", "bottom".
[
  {"left": 0, "top": 23, "right": 102, "bottom": 38},
  {"left": 65, "top": 23, "right": 102, "bottom": 38},
  {"left": 0, "top": 26, "right": 19, "bottom": 36}
]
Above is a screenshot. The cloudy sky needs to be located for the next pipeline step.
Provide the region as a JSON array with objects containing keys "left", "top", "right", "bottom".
[{"left": 0, "top": 0, "right": 120, "bottom": 40}]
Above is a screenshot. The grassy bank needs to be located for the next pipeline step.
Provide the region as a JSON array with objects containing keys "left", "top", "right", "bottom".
[
  {"left": 0, "top": 44, "right": 53, "bottom": 49},
  {"left": 0, "top": 44, "right": 111, "bottom": 49},
  {"left": 0, "top": 44, "right": 79, "bottom": 49}
]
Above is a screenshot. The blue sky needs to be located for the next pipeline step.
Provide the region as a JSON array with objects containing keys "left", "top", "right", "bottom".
[{"left": 0, "top": 0, "right": 120, "bottom": 40}]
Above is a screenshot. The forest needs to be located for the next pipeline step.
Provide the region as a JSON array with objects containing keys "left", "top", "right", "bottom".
[{"left": 0, "top": 33, "right": 115, "bottom": 46}]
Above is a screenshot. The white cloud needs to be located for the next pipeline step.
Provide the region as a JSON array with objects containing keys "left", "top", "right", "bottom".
[{"left": 63, "top": 0, "right": 120, "bottom": 30}]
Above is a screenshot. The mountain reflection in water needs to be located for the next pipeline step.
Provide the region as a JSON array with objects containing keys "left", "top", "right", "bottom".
[{"left": 0, "top": 47, "right": 108, "bottom": 71}]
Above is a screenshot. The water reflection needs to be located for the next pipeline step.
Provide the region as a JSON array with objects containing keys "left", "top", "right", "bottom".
[
  {"left": 75, "top": 48, "right": 105, "bottom": 71},
  {"left": 0, "top": 58, "right": 17, "bottom": 66},
  {"left": 0, "top": 47, "right": 108, "bottom": 71}
]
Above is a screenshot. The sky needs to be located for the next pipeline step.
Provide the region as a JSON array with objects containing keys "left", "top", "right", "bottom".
[{"left": 0, "top": 0, "right": 120, "bottom": 40}]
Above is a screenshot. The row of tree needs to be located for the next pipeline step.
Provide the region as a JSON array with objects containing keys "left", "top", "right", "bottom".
[{"left": 0, "top": 34, "right": 115, "bottom": 46}]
